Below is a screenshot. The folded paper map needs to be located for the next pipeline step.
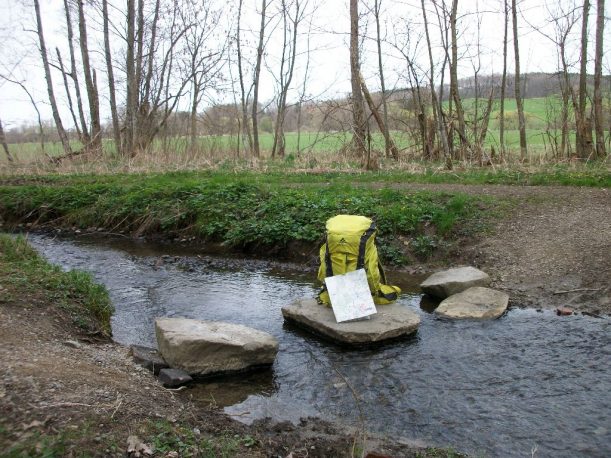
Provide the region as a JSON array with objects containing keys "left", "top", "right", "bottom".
[{"left": 324, "top": 269, "right": 377, "bottom": 323}]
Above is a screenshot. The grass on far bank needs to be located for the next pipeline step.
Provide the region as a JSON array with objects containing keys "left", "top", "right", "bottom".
[
  {"left": 0, "top": 234, "right": 113, "bottom": 336},
  {"left": 0, "top": 173, "right": 501, "bottom": 265}
]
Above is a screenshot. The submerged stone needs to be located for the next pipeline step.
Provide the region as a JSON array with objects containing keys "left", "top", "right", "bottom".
[
  {"left": 281, "top": 298, "right": 420, "bottom": 345},
  {"left": 420, "top": 266, "right": 491, "bottom": 299},
  {"left": 435, "top": 286, "right": 509, "bottom": 320},
  {"left": 155, "top": 318, "right": 279, "bottom": 377}
]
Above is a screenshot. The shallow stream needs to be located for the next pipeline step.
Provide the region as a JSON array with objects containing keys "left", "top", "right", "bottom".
[{"left": 28, "top": 234, "right": 610, "bottom": 457}]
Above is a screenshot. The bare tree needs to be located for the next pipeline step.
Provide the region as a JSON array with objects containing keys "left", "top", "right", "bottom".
[
  {"left": 252, "top": 0, "right": 268, "bottom": 158},
  {"left": 499, "top": 0, "right": 509, "bottom": 159},
  {"left": 236, "top": 0, "right": 253, "bottom": 154},
  {"left": 576, "top": 0, "right": 593, "bottom": 159},
  {"left": 349, "top": 0, "right": 367, "bottom": 162},
  {"left": 422, "top": 0, "right": 451, "bottom": 166},
  {"left": 372, "top": 0, "right": 396, "bottom": 160},
  {"left": 271, "top": 0, "right": 303, "bottom": 158},
  {"left": 63, "top": 0, "right": 89, "bottom": 145},
  {"left": 102, "top": 0, "right": 122, "bottom": 156},
  {"left": 77, "top": 0, "right": 102, "bottom": 152},
  {"left": 180, "top": 0, "right": 225, "bottom": 154},
  {"left": 512, "top": 0, "right": 527, "bottom": 160},
  {"left": 124, "top": 0, "right": 137, "bottom": 155},
  {"left": 450, "top": 0, "right": 468, "bottom": 156},
  {"left": 34, "top": 0, "right": 72, "bottom": 156},
  {"left": 593, "top": 0, "right": 606, "bottom": 158}
]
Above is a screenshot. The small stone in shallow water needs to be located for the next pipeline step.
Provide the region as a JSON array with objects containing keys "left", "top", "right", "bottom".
[
  {"left": 556, "top": 307, "right": 573, "bottom": 316},
  {"left": 435, "top": 287, "right": 509, "bottom": 320},
  {"left": 420, "top": 266, "right": 491, "bottom": 299},
  {"left": 158, "top": 368, "right": 192, "bottom": 388}
]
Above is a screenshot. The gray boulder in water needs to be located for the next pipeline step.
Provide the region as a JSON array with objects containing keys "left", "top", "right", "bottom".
[
  {"left": 420, "top": 266, "right": 491, "bottom": 299},
  {"left": 435, "top": 286, "right": 509, "bottom": 320},
  {"left": 281, "top": 298, "right": 420, "bottom": 345},
  {"left": 155, "top": 318, "right": 278, "bottom": 376}
]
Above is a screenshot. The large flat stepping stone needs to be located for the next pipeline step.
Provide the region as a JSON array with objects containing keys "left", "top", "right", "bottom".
[
  {"left": 282, "top": 298, "right": 420, "bottom": 345},
  {"left": 435, "top": 287, "right": 509, "bottom": 320},
  {"left": 155, "top": 318, "right": 279, "bottom": 377},
  {"left": 420, "top": 266, "right": 491, "bottom": 299}
]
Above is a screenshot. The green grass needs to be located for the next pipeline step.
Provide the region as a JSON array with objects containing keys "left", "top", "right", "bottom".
[
  {"left": 0, "top": 234, "right": 113, "bottom": 335},
  {"left": 0, "top": 172, "right": 500, "bottom": 264},
  {"left": 2, "top": 128, "right": 588, "bottom": 161},
  {"left": 4, "top": 95, "right": 610, "bottom": 163}
]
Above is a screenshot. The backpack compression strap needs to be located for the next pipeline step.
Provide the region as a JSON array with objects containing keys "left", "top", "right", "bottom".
[
  {"left": 324, "top": 238, "right": 333, "bottom": 277},
  {"left": 356, "top": 221, "right": 377, "bottom": 270}
]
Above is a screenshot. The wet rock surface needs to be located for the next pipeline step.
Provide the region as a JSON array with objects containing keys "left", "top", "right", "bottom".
[
  {"left": 420, "top": 266, "right": 491, "bottom": 299},
  {"left": 155, "top": 318, "right": 279, "bottom": 376},
  {"left": 435, "top": 287, "right": 509, "bottom": 319},
  {"left": 281, "top": 298, "right": 420, "bottom": 345}
]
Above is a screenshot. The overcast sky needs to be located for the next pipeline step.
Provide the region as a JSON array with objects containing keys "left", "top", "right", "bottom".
[{"left": 0, "top": 0, "right": 608, "bottom": 129}]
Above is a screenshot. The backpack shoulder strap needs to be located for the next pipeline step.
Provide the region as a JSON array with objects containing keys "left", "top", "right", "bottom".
[{"left": 356, "top": 221, "right": 376, "bottom": 270}]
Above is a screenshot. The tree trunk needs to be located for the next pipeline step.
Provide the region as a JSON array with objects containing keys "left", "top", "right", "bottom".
[
  {"left": 273, "top": 0, "right": 300, "bottom": 159},
  {"left": 34, "top": 0, "right": 72, "bottom": 156},
  {"left": 63, "top": 0, "right": 89, "bottom": 145},
  {"left": 349, "top": 0, "right": 367, "bottom": 162},
  {"left": 77, "top": 0, "right": 101, "bottom": 152},
  {"left": 125, "top": 0, "right": 137, "bottom": 156},
  {"left": 593, "top": 0, "right": 605, "bottom": 158},
  {"left": 252, "top": 0, "right": 267, "bottom": 158},
  {"left": 511, "top": 0, "right": 527, "bottom": 161},
  {"left": 576, "top": 0, "right": 592, "bottom": 159},
  {"left": 190, "top": 81, "right": 199, "bottom": 153},
  {"left": 499, "top": 0, "right": 508, "bottom": 160},
  {"left": 0, "top": 119, "right": 13, "bottom": 162},
  {"left": 236, "top": 0, "right": 252, "bottom": 154},
  {"left": 374, "top": 0, "right": 394, "bottom": 160},
  {"left": 102, "top": 0, "right": 122, "bottom": 156},
  {"left": 422, "top": 0, "right": 451, "bottom": 166},
  {"left": 450, "top": 0, "right": 468, "bottom": 157}
]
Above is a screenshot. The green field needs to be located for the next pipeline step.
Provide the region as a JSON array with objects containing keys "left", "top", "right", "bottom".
[{"left": 2, "top": 97, "right": 608, "bottom": 163}]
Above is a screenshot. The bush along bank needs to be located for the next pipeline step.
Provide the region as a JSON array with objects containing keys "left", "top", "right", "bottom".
[
  {"left": 0, "top": 175, "right": 497, "bottom": 264},
  {"left": 0, "top": 234, "right": 113, "bottom": 336}
]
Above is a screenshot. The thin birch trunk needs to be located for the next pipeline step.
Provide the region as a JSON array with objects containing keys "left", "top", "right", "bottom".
[{"left": 34, "top": 0, "right": 72, "bottom": 156}]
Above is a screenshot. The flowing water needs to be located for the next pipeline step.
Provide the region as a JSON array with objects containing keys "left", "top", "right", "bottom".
[{"left": 27, "top": 234, "right": 611, "bottom": 458}]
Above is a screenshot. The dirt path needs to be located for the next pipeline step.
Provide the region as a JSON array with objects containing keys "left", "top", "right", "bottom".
[{"left": 385, "top": 183, "right": 611, "bottom": 315}]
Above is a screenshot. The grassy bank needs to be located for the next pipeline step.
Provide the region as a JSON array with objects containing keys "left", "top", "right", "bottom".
[
  {"left": 0, "top": 234, "right": 113, "bottom": 336},
  {"left": 0, "top": 172, "right": 503, "bottom": 264}
]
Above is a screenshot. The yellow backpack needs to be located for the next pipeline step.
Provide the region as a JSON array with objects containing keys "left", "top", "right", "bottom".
[{"left": 317, "top": 215, "right": 401, "bottom": 305}]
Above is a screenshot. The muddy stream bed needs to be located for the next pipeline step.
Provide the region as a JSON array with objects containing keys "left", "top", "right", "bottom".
[{"left": 27, "top": 234, "right": 610, "bottom": 458}]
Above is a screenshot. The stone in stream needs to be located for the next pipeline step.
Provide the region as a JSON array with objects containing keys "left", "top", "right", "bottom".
[
  {"left": 158, "top": 368, "right": 193, "bottom": 388},
  {"left": 420, "top": 266, "right": 491, "bottom": 299},
  {"left": 155, "top": 318, "right": 279, "bottom": 377},
  {"left": 130, "top": 345, "right": 169, "bottom": 375},
  {"left": 281, "top": 298, "right": 420, "bottom": 346},
  {"left": 434, "top": 287, "right": 509, "bottom": 320}
]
